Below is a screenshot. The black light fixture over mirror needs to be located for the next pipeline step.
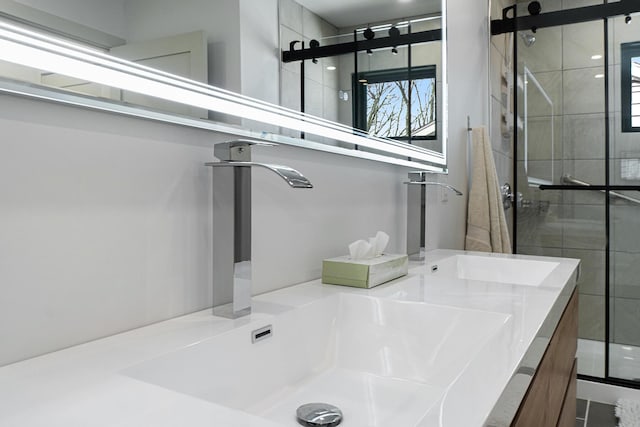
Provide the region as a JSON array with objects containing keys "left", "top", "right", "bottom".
[
  {"left": 363, "top": 27, "right": 375, "bottom": 40},
  {"left": 388, "top": 25, "right": 400, "bottom": 55},
  {"left": 282, "top": 27, "right": 441, "bottom": 63}
]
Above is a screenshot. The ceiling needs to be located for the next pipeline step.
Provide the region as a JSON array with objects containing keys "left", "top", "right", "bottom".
[{"left": 294, "top": 0, "right": 441, "bottom": 29}]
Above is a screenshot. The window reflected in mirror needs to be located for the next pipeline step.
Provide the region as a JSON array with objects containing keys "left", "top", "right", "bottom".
[
  {"left": 354, "top": 65, "right": 436, "bottom": 141},
  {"left": 621, "top": 42, "right": 640, "bottom": 132}
]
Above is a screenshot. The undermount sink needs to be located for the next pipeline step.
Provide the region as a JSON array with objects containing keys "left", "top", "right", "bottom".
[
  {"left": 429, "top": 254, "right": 560, "bottom": 287},
  {"left": 123, "top": 293, "right": 510, "bottom": 426}
]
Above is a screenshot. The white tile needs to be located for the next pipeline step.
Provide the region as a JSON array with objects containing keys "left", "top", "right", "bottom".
[
  {"left": 563, "top": 67, "right": 605, "bottom": 115},
  {"left": 322, "top": 85, "right": 339, "bottom": 123},
  {"left": 411, "top": 42, "right": 441, "bottom": 69},
  {"left": 302, "top": 6, "right": 323, "bottom": 40},
  {"left": 490, "top": 43, "right": 505, "bottom": 102},
  {"left": 321, "top": 56, "right": 338, "bottom": 89},
  {"left": 613, "top": 297, "right": 640, "bottom": 346},
  {"left": 280, "top": 67, "right": 301, "bottom": 110},
  {"left": 521, "top": 114, "right": 562, "bottom": 161},
  {"left": 563, "top": 248, "right": 605, "bottom": 296},
  {"left": 610, "top": 204, "right": 640, "bottom": 253},
  {"left": 519, "top": 26, "right": 562, "bottom": 73},
  {"left": 562, "top": 21, "right": 604, "bottom": 70},
  {"left": 303, "top": 77, "right": 324, "bottom": 117},
  {"left": 578, "top": 294, "right": 605, "bottom": 341},
  {"left": 0, "top": 104, "right": 214, "bottom": 366},
  {"left": 562, "top": 159, "right": 605, "bottom": 205},
  {"left": 524, "top": 70, "right": 562, "bottom": 118},
  {"left": 491, "top": 97, "right": 511, "bottom": 156},
  {"left": 613, "top": 251, "right": 640, "bottom": 299},
  {"left": 524, "top": 159, "right": 563, "bottom": 185},
  {"left": 278, "top": 0, "right": 303, "bottom": 34},
  {"left": 563, "top": 113, "right": 605, "bottom": 160},
  {"left": 561, "top": 203, "right": 606, "bottom": 250},
  {"left": 610, "top": 111, "right": 640, "bottom": 160},
  {"left": 577, "top": 338, "right": 605, "bottom": 377}
]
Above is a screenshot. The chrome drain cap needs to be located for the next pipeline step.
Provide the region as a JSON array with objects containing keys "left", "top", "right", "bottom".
[{"left": 296, "top": 403, "right": 343, "bottom": 427}]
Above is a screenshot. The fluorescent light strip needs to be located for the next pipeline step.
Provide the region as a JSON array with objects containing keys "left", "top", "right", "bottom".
[
  {"left": 0, "top": 21, "right": 445, "bottom": 165},
  {"left": 0, "top": 76, "right": 445, "bottom": 172},
  {"left": 0, "top": 20, "right": 427, "bottom": 159}
]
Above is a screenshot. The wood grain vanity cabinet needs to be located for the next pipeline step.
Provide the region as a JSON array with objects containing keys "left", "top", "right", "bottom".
[{"left": 512, "top": 289, "right": 578, "bottom": 427}]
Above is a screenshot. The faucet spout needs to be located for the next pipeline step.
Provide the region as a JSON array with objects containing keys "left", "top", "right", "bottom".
[
  {"left": 207, "top": 161, "right": 313, "bottom": 189},
  {"left": 404, "top": 180, "right": 463, "bottom": 196}
]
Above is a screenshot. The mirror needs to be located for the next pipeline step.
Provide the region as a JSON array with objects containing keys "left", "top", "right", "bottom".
[
  {"left": 279, "top": 6, "right": 443, "bottom": 155},
  {"left": 0, "top": 0, "right": 447, "bottom": 171}
]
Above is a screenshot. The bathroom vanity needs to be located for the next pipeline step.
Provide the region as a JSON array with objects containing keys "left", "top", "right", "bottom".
[{"left": 0, "top": 250, "right": 579, "bottom": 426}]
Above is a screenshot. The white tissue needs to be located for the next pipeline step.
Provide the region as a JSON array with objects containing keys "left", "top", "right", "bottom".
[
  {"left": 349, "top": 231, "right": 389, "bottom": 260},
  {"left": 371, "top": 231, "right": 389, "bottom": 257}
]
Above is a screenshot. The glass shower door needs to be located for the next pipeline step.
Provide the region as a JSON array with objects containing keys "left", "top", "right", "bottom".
[
  {"left": 515, "top": 17, "right": 608, "bottom": 378},
  {"left": 607, "top": 12, "right": 640, "bottom": 383}
]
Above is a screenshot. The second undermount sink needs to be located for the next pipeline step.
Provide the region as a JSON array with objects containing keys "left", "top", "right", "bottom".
[
  {"left": 429, "top": 254, "right": 560, "bottom": 287},
  {"left": 123, "top": 293, "right": 511, "bottom": 426}
]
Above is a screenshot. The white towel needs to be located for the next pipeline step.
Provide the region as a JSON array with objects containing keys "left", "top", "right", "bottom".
[{"left": 465, "top": 127, "right": 512, "bottom": 254}]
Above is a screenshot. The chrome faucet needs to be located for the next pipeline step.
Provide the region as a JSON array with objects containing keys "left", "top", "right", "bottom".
[
  {"left": 206, "top": 140, "right": 312, "bottom": 319},
  {"left": 404, "top": 172, "right": 463, "bottom": 260}
]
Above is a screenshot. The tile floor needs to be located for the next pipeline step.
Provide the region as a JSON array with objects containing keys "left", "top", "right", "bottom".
[{"left": 576, "top": 399, "right": 618, "bottom": 427}]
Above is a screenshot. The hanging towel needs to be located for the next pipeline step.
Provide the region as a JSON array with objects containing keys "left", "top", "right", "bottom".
[{"left": 465, "top": 127, "right": 512, "bottom": 254}]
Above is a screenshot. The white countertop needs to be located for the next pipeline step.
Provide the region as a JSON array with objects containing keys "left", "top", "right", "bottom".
[{"left": 0, "top": 250, "right": 579, "bottom": 427}]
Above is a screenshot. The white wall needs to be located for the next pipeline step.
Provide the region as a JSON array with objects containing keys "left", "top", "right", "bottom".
[
  {"left": 251, "top": 146, "right": 406, "bottom": 295},
  {"left": 124, "top": 0, "right": 242, "bottom": 94},
  {"left": 0, "top": 96, "right": 224, "bottom": 366},
  {"left": 425, "top": 0, "right": 490, "bottom": 250},
  {"left": 14, "top": 0, "right": 127, "bottom": 38}
]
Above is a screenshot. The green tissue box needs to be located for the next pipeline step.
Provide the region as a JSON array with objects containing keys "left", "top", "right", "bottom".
[{"left": 322, "top": 254, "right": 409, "bottom": 288}]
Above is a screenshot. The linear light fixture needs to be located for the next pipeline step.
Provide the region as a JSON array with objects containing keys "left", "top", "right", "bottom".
[{"left": 0, "top": 20, "right": 446, "bottom": 166}]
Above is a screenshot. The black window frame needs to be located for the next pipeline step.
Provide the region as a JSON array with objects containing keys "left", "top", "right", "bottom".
[
  {"left": 621, "top": 41, "right": 640, "bottom": 133},
  {"left": 353, "top": 65, "right": 437, "bottom": 141}
]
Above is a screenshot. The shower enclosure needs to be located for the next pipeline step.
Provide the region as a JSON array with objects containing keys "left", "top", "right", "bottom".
[{"left": 492, "top": 0, "right": 640, "bottom": 386}]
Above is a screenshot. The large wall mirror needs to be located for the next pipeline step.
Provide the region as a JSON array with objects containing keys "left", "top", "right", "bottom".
[{"left": 0, "top": 0, "right": 447, "bottom": 171}]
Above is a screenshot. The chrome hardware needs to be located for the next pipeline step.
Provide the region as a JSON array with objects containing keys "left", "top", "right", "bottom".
[
  {"left": 404, "top": 172, "right": 463, "bottom": 260},
  {"left": 501, "top": 183, "right": 515, "bottom": 210},
  {"left": 562, "top": 174, "right": 640, "bottom": 205},
  {"left": 251, "top": 325, "right": 273, "bottom": 343},
  {"left": 206, "top": 140, "right": 313, "bottom": 319},
  {"left": 296, "top": 403, "right": 343, "bottom": 427},
  {"left": 403, "top": 180, "right": 464, "bottom": 195}
]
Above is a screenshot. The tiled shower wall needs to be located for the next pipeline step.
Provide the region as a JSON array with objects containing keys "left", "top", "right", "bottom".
[
  {"left": 490, "top": 0, "right": 516, "bottom": 240},
  {"left": 278, "top": 0, "right": 339, "bottom": 125}
]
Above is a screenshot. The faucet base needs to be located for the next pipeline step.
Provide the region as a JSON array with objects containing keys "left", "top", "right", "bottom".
[{"left": 213, "top": 304, "right": 252, "bottom": 319}]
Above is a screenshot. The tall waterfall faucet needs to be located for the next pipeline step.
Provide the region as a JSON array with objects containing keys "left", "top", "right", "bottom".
[{"left": 206, "top": 140, "right": 312, "bottom": 318}]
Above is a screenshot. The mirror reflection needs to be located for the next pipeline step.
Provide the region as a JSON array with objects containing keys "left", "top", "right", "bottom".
[
  {"left": 0, "top": 0, "right": 445, "bottom": 165},
  {"left": 280, "top": 11, "right": 442, "bottom": 154}
]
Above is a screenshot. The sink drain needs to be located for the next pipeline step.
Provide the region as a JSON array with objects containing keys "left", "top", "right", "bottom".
[{"left": 296, "top": 403, "right": 343, "bottom": 427}]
